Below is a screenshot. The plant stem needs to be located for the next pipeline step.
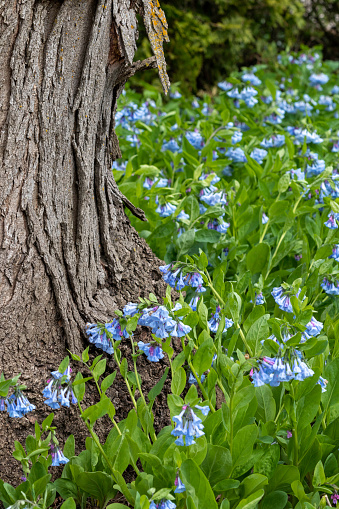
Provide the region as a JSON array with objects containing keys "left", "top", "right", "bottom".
[
  {"left": 113, "top": 350, "right": 138, "bottom": 410},
  {"left": 237, "top": 324, "right": 253, "bottom": 357},
  {"left": 130, "top": 338, "right": 157, "bottom": 442},
  {"left": 188, "top": 361, "right": 215, "bottom": 413},
  {"left": 85, "top": 362, "right": 122, "bottom": 436}
]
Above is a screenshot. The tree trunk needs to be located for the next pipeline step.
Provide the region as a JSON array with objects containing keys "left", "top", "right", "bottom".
[{"left": 0, "top": 0, "right": 170, "bottom": 482}]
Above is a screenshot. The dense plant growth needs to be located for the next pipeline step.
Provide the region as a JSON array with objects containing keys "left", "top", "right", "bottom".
[{"left": 1, "top": 49, "right": 339, "bottom": 509}]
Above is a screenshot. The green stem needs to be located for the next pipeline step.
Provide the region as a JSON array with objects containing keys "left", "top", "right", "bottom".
[
  {"left": 229, "top": 390, "right": 234, "bottom": 456},
  {"left": 86, "top": 363, "right": 122, "bottom": 436},
  {"left": 113, "top": 350, "right": 138, "bottom": 409},
  {"left": 130, "top": 338, "right": 157, "bottom": 442},
  {"left": 274, "top": 403, "right": 284, "bottom": 424},
  {"left": 259, "top": 221, "right": 269, "bottom": 243},
  {"left": 77, "top": 401, "right": 118, "bottom": 481},
  {"left": 237, "top": 324, "right": 253, "bottom": 357},
  {"left": 188, "top": 361, "right": 215, "bottom": 413}
]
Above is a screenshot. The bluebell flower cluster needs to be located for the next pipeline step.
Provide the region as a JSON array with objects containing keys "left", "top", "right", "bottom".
[
  {"left": 171, "top": 404, "right": 210, "bottom": 446},
  {"left": 271, "top": 286, "right": 303, "bottom": 313},
  {"left": 207, "top": 306, "right": 233, "bottom": 333},
  {"left": 260, "top": 135, "right": 285, "bottom": 148},
  {"left": 42, "top": 368, "right": 77, "bottom": 410},
  {"left": 86, "top": 320, "right": 128, "bottom": 354},
  {"left": 138, "top": 342, "right": 164, "bottom": 362},
  {"left": 321, "top": 278, "right": 339, "bottom": 295},
  {"left": 324, "top": 212, "right": 339, "bottom": 229},
  {"left": 50, "top": 443, "right": 69, "bottom": 467},
  {"left": 251, "top": 352, "right": 315, "bottom": 388},
  {"left": 0, "top": 388, "right": 36, "bottom": 418},
  {"left": 330, "top": 245, "right": 339, "bottom": 262},
  {"left": 150, "top": 501, "right": 176, "bottom": 509},
  {"left": 160, "top": 264, "right": 206, "bottom": 293},
  {"left": 250, "top": 148, "right": 267, "bottom": 164},
  {"left": 185, "top": 131, "right": 204, "bottom": 150}
]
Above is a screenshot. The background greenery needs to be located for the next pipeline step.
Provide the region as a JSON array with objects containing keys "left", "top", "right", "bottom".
[{"left": 133, "top": 0, "right": 339, "bottom": 94}]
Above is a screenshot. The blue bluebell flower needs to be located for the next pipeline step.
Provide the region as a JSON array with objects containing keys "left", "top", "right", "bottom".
[
  {"left": 188, "top": 372, "right": 206, "bottom": 385},
  {"left": 290, "top": 168, "right": 305, "bottom": 180},
  {"left": 171, "top": 404, "right": 209, "bottom": 446},
  {"left": 174, "top": 474, "right": 186, "bottom": 493},
  {"left": 170, "top": 91, "right": 182, "bottom": 99},
  {"left": 271, "top": 286, "right": 303, "bottom": 313},
  {"left": 208, "top": 306, "right": 233, "bottom": 333},
  {"left": 112, "top": 160, "right": 127, "bottom": 172},
  {"left": 330, "top": 245, "right": 339, "bottom": 261},
  {"left": 303, "top": 317, "right": 323, "bottom": 339},
  {"left": 207, "top": 219, "right": 230, "bottom": 233},
  {"left": 6, "top": 391, "right": 36, "bottom": 418},
  {"left": 255, "top": 292, "right": 265, "bottom": 305},
  {"left": 226, "top": 147, "right": 247, "bottom": 162},
  {"left": 241, "top": 72, "right": 261, "bottom": 86},
  {"left": 260, "top": 135, "right": 285, "bottom": 148},
  {"left": 262, "top": 213, "right": 269, "bottom": 224},
  {"left": 156, "top": 201, "right": 177, "bottom": 218},
  {"left": 50, "top": 443, "right": 69, "bottom": 466},
  {"left": 332, "top": 85, "right": 339, "bottom": 94},
  {"left": 318, "top": 95, "right": 336, "bottom": 111},
  {"left": 123, "top": 302, "right": 140, "bottom": 317},
  {"left": 227, "top": 88, "right": 241, "bottom": 99},
  {"left": 250, "top": 148, "right": 267, "bottom": 164},
  {"left": 264, "top": 110, "right": 285, "bottom": 124},
  {"left": 292, "top": 128, "right": 323, "bottom": 145},
  {"left": 306, "top": 153, "right": 325, "bottom": 176},
  {"left": 231, "top": 131, "right": 243, "bottom": 144},
  {"left": 309, "top": 73, "right": 329, "bottom": 86},
  {"left": 176, "top": 210, "right": 190, "bottom": 221},
  {"left": 321, "top": 277, "right": 339, "bottom": 295},
  {"left": 188, "top": 295, "right": 200, "bottom": 311},
  {"left": 200, "top": 190, "right": 228, "bottom": 206},
  {"left": 86, "top": 322, "right": 118, "bottom": 354},
  {"left": 324, "top": 212, "right": 339, "bottom": 229},
  {"left": 162, "top": 139, "right": 181, "bottom": 153},
  {"left": 0, "top": 399, "right": 5, "bottom": 411},
  {"left": 150, "top": 501, "right": 176, "bottom": 509},
  {"left": 138, "top": 341, "right": 164, "bottom": 362},
  {"left": 185, "top": 131, "right": 204, "bottom": 150},
  {"left": 218, "top": 81, "right": 233, "bottom": 91},
  {"left": 171, "top": 321, "right": 192, "bottom": 338}
]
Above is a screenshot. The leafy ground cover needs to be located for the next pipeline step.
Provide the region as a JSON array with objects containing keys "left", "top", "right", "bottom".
[{"left": 1, "top": 49, "right": 339, "bottom": 509}]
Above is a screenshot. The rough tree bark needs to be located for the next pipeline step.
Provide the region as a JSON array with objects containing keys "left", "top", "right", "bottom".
[{"left": 0, "top": 0, "right": 170, "bottom": 482}]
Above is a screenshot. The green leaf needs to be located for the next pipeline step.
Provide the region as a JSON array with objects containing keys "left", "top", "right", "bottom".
[
  {"left": 101, "top": 372, "right": 117, "bottom": 394},
  {"left": 322, "top": 358, "right": 339, "bottom": 411},
  {"left": 58, "top": 356, "right": 70, "bottom": 375},
  {"left": 195, "top": 230, "right": 221, "bottom": 243},
  {"left": 246, "top": 243, "right": 270, "bottom": 274},
  {"left": 149, "top": 367, "right": 170, "bottom": 401},
  {"left": 54, "top": 479, "right": 78, "bottom": 501},
  {"left": 266, "top": 465, "right": 300, "bottom": 493},
  {"left": 60, "top": 498, "right": 76, "bottom": 509},
  {"left": 200, "top": 444, "right": 232, "bottom": 486},
  {"left": 255, "top": 385, "right": 276, "bottom": 422},
  {"left": 213, "top": 479, "right": 240, "bottom": 492},
  {"left": 63, "top": 435, "right": 75, "bottom": 459},
  {"left": 177, "top": 229, "right": 196, "bottom": 253},
  {"left": 246, "top": 314, "right": 270, "bottom": 356},
  {"left": 260, "top": 491, "right": 288, "bottom": 509},
  {"left": 82, "top": 347, "right": 90, "bottom": 363},
  {"left": 73, "top": 372, "right": 86, "bottom": 402},
  {"left": 181, "top": 459, "right": 218, "bottom": 509},
  {"left": 231, "top": 424, "right": 258, "bottom": 474},
  {"left": 171, "top": 367, "right": 186, "bottom": 396},
  {"left": 76, "top": 472, "right": 116, "bottom": 505},
  {"left": 278, "top": 174, "right": 290, "bottom": 193},
  {"left": 92, "top": 359, "right": 107, "bottom": 382},
  {"left": 120, "top": 358, "right": 128, "bottom": 379},
  {"left": 235, "top": 489, "right": 264, "bottom": 509},
  {"left": 149, "top": 221, "right": 176, "bottom": 241},
  {"left": 193, "top": 338, "right": 214, "bottom": 376}
]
